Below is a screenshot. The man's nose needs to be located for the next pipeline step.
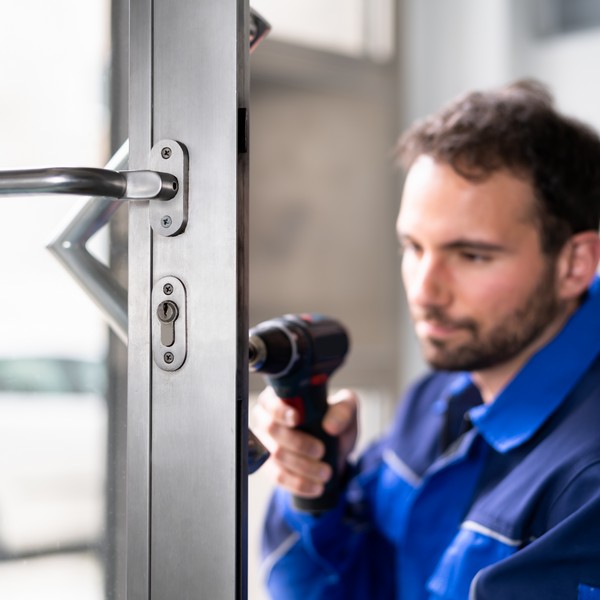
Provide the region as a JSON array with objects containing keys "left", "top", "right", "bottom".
[{"left": 407, "top": 254, "right": 452, "bottom": 308}]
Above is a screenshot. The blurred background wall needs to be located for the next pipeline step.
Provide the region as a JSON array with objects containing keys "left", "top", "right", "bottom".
[{"left": 1, "top": 1, "right": 600, "bottom": 598}]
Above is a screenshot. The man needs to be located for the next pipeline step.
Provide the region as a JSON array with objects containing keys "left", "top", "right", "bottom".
[{"left": 253, "top": 80, "right": 600, "bottom": 599}]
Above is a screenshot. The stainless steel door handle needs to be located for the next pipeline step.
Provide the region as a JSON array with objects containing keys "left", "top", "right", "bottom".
[{"left": 0, "top": 165, "right": 178, "bottom": 201}]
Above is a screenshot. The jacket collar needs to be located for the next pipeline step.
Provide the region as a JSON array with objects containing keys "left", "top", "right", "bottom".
[{"left": 467, "top": 276, "right": 600, "bottom": 454}]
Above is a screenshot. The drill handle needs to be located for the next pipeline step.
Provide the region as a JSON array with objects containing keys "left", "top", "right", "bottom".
[{"left": 272, "top": 380, "right": 340, "bottom": 514}]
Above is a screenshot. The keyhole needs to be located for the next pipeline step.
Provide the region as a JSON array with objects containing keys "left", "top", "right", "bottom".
[{"left": 157, "top": 300, "right": 179, "bottom": 347}]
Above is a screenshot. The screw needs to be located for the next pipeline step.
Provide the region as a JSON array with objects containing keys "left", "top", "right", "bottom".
[
  {"left": 163, "top": 283, "right": 173, "bottom": 295},
  {"left": 162, "top": 215, "right": 172, "bottom": 228},
  {"left": 164, "top": 352, "right": 175, "bottom": 364},
  {"left": 161, "top": 147, "right": 172, "bottom": 159}
]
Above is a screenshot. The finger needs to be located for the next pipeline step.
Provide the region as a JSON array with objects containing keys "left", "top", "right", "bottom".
[
  {"left": 322, "top": 389, "right": 358, "bottom": 436},
  {"left": 253, "top": 404, "right": 325, "bottom": 458},
  {"left": 270, "top": 447, "right": 333, "bottom": 485},
  {"left": 265, "top": 461, "right": 326, "bottom": 498},
  {"left": 256, "top": 386, "right": 299, "bottom": 427}
]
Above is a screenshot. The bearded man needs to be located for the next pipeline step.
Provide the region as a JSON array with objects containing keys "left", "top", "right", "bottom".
[{"left": 254, "top": 80, "right": 600, "bottom": 600}]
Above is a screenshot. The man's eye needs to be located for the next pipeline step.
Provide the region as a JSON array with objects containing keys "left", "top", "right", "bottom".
[
  {"left": 460, "top": 252, "right": 491, "bottom": 263},
  {"left": 399, "top": 239, "right": 420, "bottom": 252},
  {"left": 399, "top": 243, "right": 420, "bottom": 258}
]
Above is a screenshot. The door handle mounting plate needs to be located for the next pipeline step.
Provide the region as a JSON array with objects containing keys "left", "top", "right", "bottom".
[{"left": 150, "top": 140, "right": 189, "bottom": 236}]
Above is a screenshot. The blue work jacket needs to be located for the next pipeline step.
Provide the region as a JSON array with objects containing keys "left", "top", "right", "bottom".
[{"left": 261, "top": 277, "right": 600, "bottom": 599}]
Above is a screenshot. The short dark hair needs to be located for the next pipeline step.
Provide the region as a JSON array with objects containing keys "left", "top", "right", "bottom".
[{"left": 396, "top": 80, "right": 600, "bottom": 255}]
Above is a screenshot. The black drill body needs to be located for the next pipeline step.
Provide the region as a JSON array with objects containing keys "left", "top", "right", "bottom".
[{"left": 249, "top": 313, "right": 350, "bottom": 513}]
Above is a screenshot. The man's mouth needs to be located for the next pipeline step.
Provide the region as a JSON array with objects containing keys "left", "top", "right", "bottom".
[
  {"left": 416, "top": 320, "right": 462, "bottom": 339},
  {"left": 413, "top": 313, "right": 475, "bottom": 340}
]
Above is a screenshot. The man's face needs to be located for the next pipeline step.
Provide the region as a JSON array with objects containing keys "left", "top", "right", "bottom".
[{"left": 397, "top": 155, "right": 565, "bottom": 373}]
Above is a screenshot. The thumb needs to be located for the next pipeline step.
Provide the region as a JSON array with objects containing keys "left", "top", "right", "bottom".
[{"left": 322, "top": 389, "right": 358, "bottom": 436}]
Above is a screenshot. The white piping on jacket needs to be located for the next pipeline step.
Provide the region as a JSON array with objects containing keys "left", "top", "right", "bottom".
[
  {"left": 461, "top": 520, "right": 522, "bottom": 547},
  {"left": 469, "top": 570, "right": 482, "bottom": 600},
  {"left": 260, "top": 531, "right": 301, "bottom": 586},
  {"left": 382, "top": 449, "right": 422, "bottom": 487}
]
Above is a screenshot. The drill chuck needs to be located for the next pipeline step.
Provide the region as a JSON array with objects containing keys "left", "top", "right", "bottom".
[
  {"left": 248, "top": 335, "right": 263, "bottom": 367},
  {"left": 249, "top": 317, "right": 300, "bottom": 377}
]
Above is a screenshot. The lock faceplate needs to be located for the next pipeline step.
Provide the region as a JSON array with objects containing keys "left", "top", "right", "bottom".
[{"left": 152, "top": 276, "right": 187, "bottom": 371}]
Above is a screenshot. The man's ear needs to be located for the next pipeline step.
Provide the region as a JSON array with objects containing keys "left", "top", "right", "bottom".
[{"left": 556, "top": 231, "right": 600, "bottom": 300}]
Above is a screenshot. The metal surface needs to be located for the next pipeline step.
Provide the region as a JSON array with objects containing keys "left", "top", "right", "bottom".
[
  {"left": 126, "top": 0, "right": 153, "bottom": 595},
  {"left": 0, "top": 165, "right": 177, "bottom": 201},
  {"left": 149, "top": 139, "right": 189, "bottom": 236},
  {"left": 128, "top": 1, "right": 249, "bottom": 599},
  {"left": 248, "top": 430, "right": 270, "bottom": 474},
  {"left": 46, "top": 141, "right": 130, "bottom": 343},
  {"left": 152, "top": 276, "right": 187, "bottom": 371}
]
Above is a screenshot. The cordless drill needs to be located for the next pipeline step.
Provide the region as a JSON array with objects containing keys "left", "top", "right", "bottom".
[{"left": 249, "top": 313, "right": 350, "bottom": 514}]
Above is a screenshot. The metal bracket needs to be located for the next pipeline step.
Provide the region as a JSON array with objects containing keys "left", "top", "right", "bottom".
[
  {"left": 46, "top": 141, "right": 130, "bottom": 344},
  {"left": 150, "top": 140, "right": 189, "bottom": 236},
  {"left": 152, "top": 276, "right": 187, "bottom": 371},
  {"left": 249, "top": 8, "right": 271, "bottom": 52}
]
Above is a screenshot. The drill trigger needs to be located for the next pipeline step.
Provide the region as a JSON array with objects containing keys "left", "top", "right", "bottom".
[
  {"left": 310, "top": 374, "right": 328, "bottom": 386},
  {"left": 282, "top": 396, "right": 305, "bottom": 425}
]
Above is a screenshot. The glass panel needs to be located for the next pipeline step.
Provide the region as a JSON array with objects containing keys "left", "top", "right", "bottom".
[{"left": 0, "top": 2, "right": 111, "bottom": 599}]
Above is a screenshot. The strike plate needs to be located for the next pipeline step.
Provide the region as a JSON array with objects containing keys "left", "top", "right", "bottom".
[
  {"left": 150, "top": 140, "right": 189, "bottom": 236},
  {"left": 152, "top": 276, "right": 187, "bottom": 371}
]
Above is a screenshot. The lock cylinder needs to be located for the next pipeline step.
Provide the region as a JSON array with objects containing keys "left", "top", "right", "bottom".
[{"left": 157, "top": 300, "right": 179, "bottom": 347}]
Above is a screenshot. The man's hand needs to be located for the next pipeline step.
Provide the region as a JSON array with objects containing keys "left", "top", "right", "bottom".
[{"left": 252, "top": 387, "right": 358, "bottom": 498}]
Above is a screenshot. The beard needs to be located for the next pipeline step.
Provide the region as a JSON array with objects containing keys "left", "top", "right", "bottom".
[{"left": 414, "top": 264, "right": 565, "bottom": 372}]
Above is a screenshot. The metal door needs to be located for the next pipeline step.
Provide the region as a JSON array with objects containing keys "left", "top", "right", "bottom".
[{"left": 0, "top": 1, "right": 261, "bottom": 598}]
